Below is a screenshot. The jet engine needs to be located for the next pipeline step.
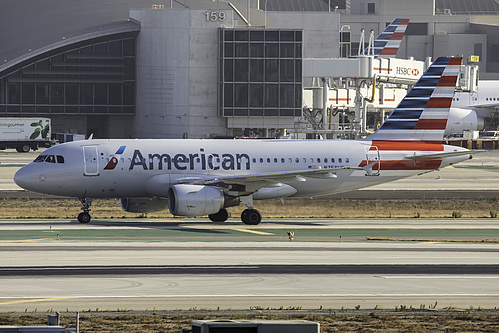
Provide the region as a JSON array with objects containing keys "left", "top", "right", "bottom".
[
  {"left": 120, "top": 197, "right": 168, "bottom": 213},
  {"left": 168, "top": 184, "right": 224, "bottom": 217},
  {"left": 446, "top": 108, "right": 485, "bottom": 136}
]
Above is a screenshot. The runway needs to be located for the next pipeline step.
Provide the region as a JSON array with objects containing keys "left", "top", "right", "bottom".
[{"left": 1, "top": 219, "right": 499, "bottom": 311}]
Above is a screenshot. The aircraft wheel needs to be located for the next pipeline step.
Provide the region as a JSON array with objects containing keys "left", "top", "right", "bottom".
[
  {"left": 77, "top": 212, "right": 91, "bottom": 223},
  {"left": 241, "top": 209, "right": 261, "bottom": 225},
  {"left": 209, "top": 208, "right": 229, "bottom": 222}
]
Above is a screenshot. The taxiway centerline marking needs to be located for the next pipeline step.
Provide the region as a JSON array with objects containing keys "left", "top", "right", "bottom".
[{"left": 232, "top": 229, "right": 273, "bottom": 235}]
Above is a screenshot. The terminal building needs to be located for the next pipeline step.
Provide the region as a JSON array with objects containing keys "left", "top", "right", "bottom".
[{"left": 0, "top": 0, "right": 498, "bottom": 140}]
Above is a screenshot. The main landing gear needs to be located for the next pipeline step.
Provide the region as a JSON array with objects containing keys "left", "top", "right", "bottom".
[
  {"left": 209, "top": 208, "right": 229, "bottom": 222},
  {"left": 78, "top": 197, "right": 92, "bottom": 223},
  {"left": 208, "top": 195, "right": 263, "bottom": 225},
  {"left": 241, "top": 209, "right": 261, "bottom": 225},
  {"left": 208, "top": 207, "right": 262, "bottom": 225},
  {"left": 239, "top": 195, "right": 262, "bottom": 225}
]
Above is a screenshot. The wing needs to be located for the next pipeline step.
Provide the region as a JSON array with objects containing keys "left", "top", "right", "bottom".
[
  {"left": 472, "top": 103, "right": 499, "bottom": 114},
  {"left": 175, "top": 166, "right": 363, "bottom": 193}
]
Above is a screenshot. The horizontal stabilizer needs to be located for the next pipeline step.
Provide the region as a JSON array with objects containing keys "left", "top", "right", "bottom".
[{"left": 405, "top": 150, "right": 483, "bottom": 161}]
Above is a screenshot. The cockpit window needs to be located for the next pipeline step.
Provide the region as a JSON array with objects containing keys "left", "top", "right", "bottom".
[{"left": 33, "top": 154, "right": 64, "bottom": 163}]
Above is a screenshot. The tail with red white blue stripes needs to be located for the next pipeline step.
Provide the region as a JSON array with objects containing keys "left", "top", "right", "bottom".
[
  {"left": 366, "top": 56, "right": 462, "bottom": 142},
  {"left": 364, "top": 18, "right": 409, "bottom": 58}
]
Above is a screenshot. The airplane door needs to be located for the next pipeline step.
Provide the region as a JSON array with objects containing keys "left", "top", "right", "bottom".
[
  {"left": 365, "top": 146, "right": 380, "bottom": 176},
  {"left": 83, "top": 146, "right": 99, "bottom": 176}
]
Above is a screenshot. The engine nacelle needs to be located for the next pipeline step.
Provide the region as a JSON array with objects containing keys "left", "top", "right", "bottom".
[
  {"left": 446, "top": 108, "right": 484, "bottom": 136},
  {"left": 168, "top": 184, "right": 224, "bottom": 217},
  {"left": 120, "top": 197, "right": 168, "bottom": 213}
]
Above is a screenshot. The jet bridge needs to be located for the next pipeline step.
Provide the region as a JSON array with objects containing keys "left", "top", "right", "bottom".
[{"left": 298, "top": 56, "right": 478, "bottom": 139}]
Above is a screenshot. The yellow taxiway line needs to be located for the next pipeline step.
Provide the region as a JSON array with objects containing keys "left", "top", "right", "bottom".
[{"left": 232, "top": 229, "right": 274, "bottom": 235}]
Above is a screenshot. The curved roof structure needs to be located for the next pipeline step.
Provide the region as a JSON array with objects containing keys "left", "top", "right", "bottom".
[{"left": 0, "top": 0, "right": 155, "bottom": 75}]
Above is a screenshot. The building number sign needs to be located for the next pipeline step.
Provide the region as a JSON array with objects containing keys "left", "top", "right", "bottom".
[{"left": 205, "top": 11, "right": 226, "bottom": 22}]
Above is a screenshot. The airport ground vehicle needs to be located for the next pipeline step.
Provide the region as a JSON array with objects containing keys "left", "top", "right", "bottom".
[{"left": 0, "top": 118, "right": 54, "bottom": 152}]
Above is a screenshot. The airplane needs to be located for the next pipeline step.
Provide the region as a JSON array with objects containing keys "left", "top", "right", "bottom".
[
  {"left": 14, "top": 56, "right": 475, "bottom": 225},
  {"left": 446, "top": 80, "right": 499, "bottom": 136}
]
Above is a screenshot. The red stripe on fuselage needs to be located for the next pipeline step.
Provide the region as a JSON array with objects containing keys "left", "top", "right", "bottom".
[
  {"left": 400, "top": 19, "right": 410, "bottom": 25},
  {"left": 370, "top": 141, "right": 444, "bottom": 151},
  {"left": 358, "top": 159, "right": 442, "bottom": 170}
]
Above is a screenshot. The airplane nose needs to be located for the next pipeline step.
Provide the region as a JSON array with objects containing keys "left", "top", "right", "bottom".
[{"left": 14, "top": 167, "right": 32, "bottom": 190}]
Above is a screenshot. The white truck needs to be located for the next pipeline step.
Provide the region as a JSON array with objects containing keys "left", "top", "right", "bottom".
[{"left": 0, "top": 118, "right": 54, "bottom": 152}]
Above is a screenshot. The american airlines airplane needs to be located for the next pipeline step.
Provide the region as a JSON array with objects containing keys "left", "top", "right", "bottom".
[{"left": 14, "top": 56, "right": 474, "bottom": 225}]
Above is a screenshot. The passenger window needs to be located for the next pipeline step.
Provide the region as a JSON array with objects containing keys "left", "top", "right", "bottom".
[
  {"left": 46, "top": 155, "right": 56, "bottom": 163},
  {"left": 317, "top": 158, "right": 321, "bottom": 163},
  {"left": 331, "top": 158, "right": 335, "bottom": 163},
  {"left": 266, "top": 158, "right": 270, "bottom": 163},
  {"left": 259, "top": 158, "right": 264, "bottom": 163},
  {"left": 338, "top": 158, "right": 342, "bottom": 163},
  {"left": 281, "top": 158, "right": 285, "bottom": 163},
  {"left": 295, "top": 158, "right": 299, "bottom": 163},
  {"left": 57, "top": 155, "right": 65, "bottom": 164},
  {"left": 274, "top": 158, "right": 278, "bottom": 163},
  {"left": 34, "top": 155, "right": 47, "bottom": 162},
  {"left": 325, "top": 158, "right": 328, "bottom": 163},
  {"left": 345, "top": 158, "right": 349, "bottom": 163}
]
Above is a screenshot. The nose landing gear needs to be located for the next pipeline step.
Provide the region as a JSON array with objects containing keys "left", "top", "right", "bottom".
[{"left": 78, "top": 197, "right": 92, "bottom": 223}]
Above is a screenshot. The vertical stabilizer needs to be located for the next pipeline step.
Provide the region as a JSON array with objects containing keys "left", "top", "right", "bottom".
[
  {"left": 366, "top": 56, "right": 462, "bottom": 142},
  {"left": 364, "top": 18, "right": 409, "bottom": 58}
]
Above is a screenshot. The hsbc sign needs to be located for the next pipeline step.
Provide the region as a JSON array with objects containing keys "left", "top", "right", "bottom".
[
  {"left": 372, "top": 58, "right": 424, "bottom": 84},
  {"left": 396, "top": 67, "right": 420, "bottom": 76}
]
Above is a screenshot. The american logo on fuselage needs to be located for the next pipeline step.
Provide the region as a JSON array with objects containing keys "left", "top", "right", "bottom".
[
  {"left": 104, "top": 145, "right": 127, "bottom": 170},
  {"left": 129, "top": 149, "right": 251, "bottom": 171}
]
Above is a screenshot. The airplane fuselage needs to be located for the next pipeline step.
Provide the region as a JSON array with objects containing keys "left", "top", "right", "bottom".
[{"left": 14, "top": 138, "right": 469, "bottom": 200}]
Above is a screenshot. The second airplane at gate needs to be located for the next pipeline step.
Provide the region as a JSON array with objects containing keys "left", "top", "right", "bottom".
[{"left": 14, "top": 57, "right": 475, "bottom": 225}]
